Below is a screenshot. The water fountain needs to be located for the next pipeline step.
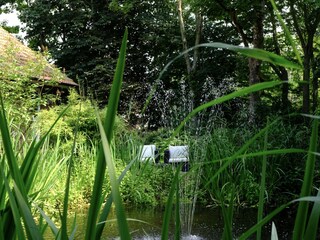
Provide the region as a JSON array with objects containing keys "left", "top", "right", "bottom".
[
  {"left": 142, "top": 75, "right": 224, "bottom": 239},
  {"left": 179, "top": 148, "right": 203, "bottom": 239},
  {"left": 137, "top": 144, "right": 203, "bottom": 239},
  {"left": 163, "top": 145, "right": 204, "bottom": 239}
]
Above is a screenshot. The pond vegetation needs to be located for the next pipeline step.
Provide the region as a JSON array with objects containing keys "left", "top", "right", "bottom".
[{"left": 1, "top": 0, "right": 320, "bottom": 239}]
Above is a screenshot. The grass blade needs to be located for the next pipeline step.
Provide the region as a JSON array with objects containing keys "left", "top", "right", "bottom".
[
  {"left": 271, "top": 222, "right": 279, "bottom": 240},
  {"left": 269, "top": 0, "right": 303, "bottom": 66},
  {"left": 69, "top": 214, "right": 77, "bottom": 240},
  {"left": 0, "top": 93, "right": 26, "bottom": 196},
  {"left": 293, "top": 119, "right": 319, "bottom": 240},
  {"left": 204, "top": 119, "right": 279, "bottom": 188},
  {"left": 174, "top": 175, "right": 180, "bottom": 240},
  {"left": 293, "top": 196, "right": 320, "bottom": 203},
  {"left": 239, "top": 203, "right": 290, "bottom": 240},
  {"left": 0, "top": 93, "right": 28, "bottom": 238},
  {"left": 95, "top": 157, "right": 136, "bottom": 239},
  {"left": 21, "top": 106, "right": 70, "bottom": 193},
  {"left": 1, "top": 170, "right": 25, "bottom": 239},
  {"left": 143, "top": 41, "right": 300, "bottom": 114},
  {"left": 96, "top": 113, "right": 131, "bottom": 239},
  {"left": 221, "top": 185, "right": 235, "bottom": 240},
  {"left": 13, "top": 182, "right": 43, "bottom": 240},
  {"left": 104, "top": 28, "right": 128, "bottom": 138},
  {"left": 304, "top": 189, "right": 320, "bottom": 239},
  {"left": 34, "top": 204, "right": 59, "bottom": 236},
  {"left": 198, "top": 43, "right": 302, "bottom": 69},
  {"left": 257, "top": 120, "right": 269, "bottom": 239},
  {"left": 61, "top": 106, "right": 80, "bottom": 240},
  {"left": 171, "top": 81, "right": 282, "bottom": 140},
  {"left": 201, "top": 148, "right": 305, "bottom": 166},
  {"left": 230, "top": 148, "right": 305, "bottom": 159},
  {"left": 85, "top": 28, "right": 127, "bottom": 240}
]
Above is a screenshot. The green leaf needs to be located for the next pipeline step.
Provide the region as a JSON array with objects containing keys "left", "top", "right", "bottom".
[
  {"left": 13, "top": 182, "right": 43, "bottom": 240},
  {"left": 1, "top": 170, "right": 25, "bottom": 240},
  {"left": 171, "top": 81, "right": 282, "bottom": 140},
  {"left": 271, "top": 222, "right": 279, "bottom": 240},
  {"left": 199, "top": 43, "right": 302, "bottom": 69},
  {"left": 85, "top": 28, "right": 128, "bottom": 240},
  {"left": 239, "top": 203, "right": 290, "bottom": 240},
  {"left": 96, "top": 112, "right": 131, "bottom": 239},
  {"left": 269, "top": 0, "right": 303, "bottom": 66},
  {"left": 293, "top": 119, "right": 319, "bottom": 240},
  {"left": 95, "top": 157, "right": 136, "bottom": 239}
]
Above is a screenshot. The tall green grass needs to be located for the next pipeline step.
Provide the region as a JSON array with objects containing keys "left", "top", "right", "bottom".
[
  {"left": 0, "top": 16, "right": 320, "bottom": 240},
  {"left": 85, "top": 28, "right": 129, "bottom": 240}
]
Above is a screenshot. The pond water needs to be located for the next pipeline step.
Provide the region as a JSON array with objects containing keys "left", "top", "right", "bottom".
[{"left": 45, "top": 206, "right": 296, "bottom": 239}]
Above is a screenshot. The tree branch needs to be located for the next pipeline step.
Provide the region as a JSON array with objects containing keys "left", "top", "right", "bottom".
[
  {"left": 214, "top": 0, "right": 249, "bottom": 47},
  {"left": 191, "top": 10, "right": 202, "bottom": 72},
  {"left": 177, "top": 0, "right": 191, "bottom": 74},
  {"left": 289, "top": 0, "right": 305, "bottom": 49}
]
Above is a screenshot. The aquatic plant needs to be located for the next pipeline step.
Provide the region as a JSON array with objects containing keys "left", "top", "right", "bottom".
[{"left": 0, "top": 7, "right": 320, "bottom": 238}]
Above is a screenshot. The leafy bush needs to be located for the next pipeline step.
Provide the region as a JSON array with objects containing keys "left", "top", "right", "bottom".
[
  {"left": 120, "top": 163, "right": 175, "bottom": 206},
  {"left": 35, "top": 90, "right": 127, "bottom": 146}
]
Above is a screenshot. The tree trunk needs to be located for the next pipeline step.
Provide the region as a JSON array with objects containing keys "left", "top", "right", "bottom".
[
  {"left": 191, "top": 10, "right": 202, "bottom": 72},
  {"left": 271, "top": 65, "right": 289, "bottom": 111},
  {"left": 302, "top": 46, "right": 312, "bottom": 114},
  {"left": 248, "top": 58, "right": 261, "bottom": 120},
  {"left": 248, "top": 0, "right": 265, "bottom": 123},
  {"left": 177, "top": 0, "right": 191, "bottom": 74},
  {"left": 312, "top": 55, "right": 319, "bottom": 113},
  {"left": 269, "top": 5, "right": 290, "bottom": 111},
  {"left": 288, "top": 1, "right": 320, "bottom": 114},
  {"left": 281, "top": 70, "right": 290, "bottom": 111}
]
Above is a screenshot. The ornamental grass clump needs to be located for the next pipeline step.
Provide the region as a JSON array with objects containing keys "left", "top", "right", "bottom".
[{"left": 0, "top": 11, "right": 320, "bottom": 239}]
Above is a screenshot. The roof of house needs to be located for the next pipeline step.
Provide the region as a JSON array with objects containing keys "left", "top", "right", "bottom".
[{"left": 0, "top": 27, "right": 78, "bottom": 87}]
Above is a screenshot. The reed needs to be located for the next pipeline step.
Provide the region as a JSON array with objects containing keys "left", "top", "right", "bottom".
[{"left": 0, "top": 18, "right": 320, "bottom": 239}]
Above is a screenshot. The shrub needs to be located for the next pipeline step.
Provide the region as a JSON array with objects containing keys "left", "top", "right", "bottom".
[{"left": 35, "top": 90, "right": 127, "bottom": 146}]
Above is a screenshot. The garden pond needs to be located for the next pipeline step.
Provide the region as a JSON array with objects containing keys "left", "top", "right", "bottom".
[{"left": 45, "top": 205, "right": 296, "bottom": 239}]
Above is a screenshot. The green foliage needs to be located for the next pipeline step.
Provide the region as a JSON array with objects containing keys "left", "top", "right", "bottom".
[
  {"left": 143, "top": 128, "right": 188, "bottom": 154},
  {"left": 120, "top": 163, "right": 174, "bottom": 206},
  {"left": 85, "top": 29, "right": 129, "bottom": 240},
  {"left": 0, "top": 49, "right": 43, "bottom": 127},
  {"left": 2, "top": 1, "right": 320, "bottom": 238},
  {"left": 35, "top": 90, "right": 126, "bottom": 148}
]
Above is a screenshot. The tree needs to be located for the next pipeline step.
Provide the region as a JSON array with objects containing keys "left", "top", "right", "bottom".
[
  {"left": 286, "top": 0, "right": 320, "bottom": 114},
  {"left": 209, "top": 0, "right": 266, "bottom": 123},
  {"left": 17, "top": 0, "right": 266, "bottom": 128},
  {"left": 19, "top": 1, "right": 181, "bottom": 121},
  {"left": 265, "top": 2, "right": 290, "bottom": 112},
  {"left": 0, "top": 1, "right": 21, "bottom": 33},
  {"left": 176, "top": 0, "right": 202, "bottom": 75}
]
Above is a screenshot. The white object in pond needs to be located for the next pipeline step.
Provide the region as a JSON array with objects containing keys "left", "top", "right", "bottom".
[
  {"left": 140, "top": 145, "right": 156, "bottom": 163},
  {"left": 168, "top": 145, "right": 188, "bottom": 163}
]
